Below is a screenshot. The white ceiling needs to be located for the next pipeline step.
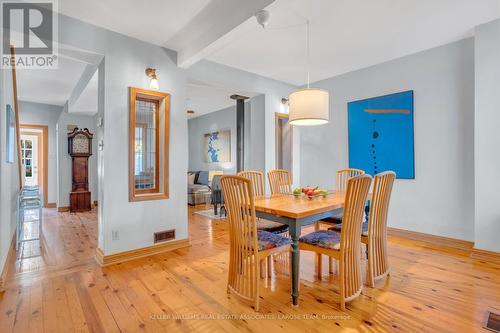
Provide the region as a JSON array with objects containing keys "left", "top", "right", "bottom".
[
  {"left": 187, "top": 82, "right": 258, "bottom": 119},
  {"left": 57, "top": 0, "right": 500, "bottom": 86},
  {"left": 58, "top": 0, "right": 211, "bottom": 46},
  {"left": 206, "top": 0, "right": 500, "bottom": 85},
  {"left": 17, "top": 56, "right": 87, "bottom": 106}
]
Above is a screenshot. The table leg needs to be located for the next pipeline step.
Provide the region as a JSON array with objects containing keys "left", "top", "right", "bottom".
[{"left": 289, "top": 221, "right": 300, "bottom": 306}]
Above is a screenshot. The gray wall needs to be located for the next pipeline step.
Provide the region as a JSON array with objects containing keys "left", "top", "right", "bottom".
[
  {"left": 19, "top": 101, "right": 63, "bottom": 204},
  {"left": 300, "top": 38, "right": 475, "bottom": 241},
  {"left": 188, "top": 96, "right": 266, "bottom": 174},
  {"left": 474, "top": 19, "right": 500, "bottom": 252},
  {"left": 0, "top": 65, "right": 20, "bottom": 276}
]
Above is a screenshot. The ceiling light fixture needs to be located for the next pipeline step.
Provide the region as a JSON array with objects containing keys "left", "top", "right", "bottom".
[
  {"left": 288, "top": 21, "right": 329, "bottom": 126},
  {"left": 187, "top": 110, "right": 195, "bottom": 115},
  {"left": 255, "top": 10, "right": 270, "bottom": 28},
  {"left": 145, "top": 68, "right": 159, "bottom": 90}
]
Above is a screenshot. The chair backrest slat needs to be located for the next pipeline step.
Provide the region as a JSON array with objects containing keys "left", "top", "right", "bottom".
[
  {"left": 267, "top": 169, "right": 292, "bottom": 194},
  {"left": 339, "top": 174, "right": 372, "bottom": 302},
  {"left": 367, "top": 171, "right": 395, "bottom": 282},
  {"left": 237, "top": 170, "right": 265, "bottom": 197},
  {"left": 336, "top": 168, "right": 365, "bottom": 192}
]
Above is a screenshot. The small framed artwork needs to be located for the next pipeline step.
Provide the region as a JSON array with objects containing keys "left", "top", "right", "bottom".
[
  {"left": 204, "top": 130, "right": 231, "bottom": 163},
  {"left": 6, "top": 104, "right": 15, "bottom": 163}
]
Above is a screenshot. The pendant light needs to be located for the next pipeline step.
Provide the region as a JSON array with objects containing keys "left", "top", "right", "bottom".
[{"left": 288, "top": 21, "right": 329, "bottom": 126}]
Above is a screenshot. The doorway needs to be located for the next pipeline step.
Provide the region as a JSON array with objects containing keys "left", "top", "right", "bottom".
[
  {"left": 275, "top": 113, "right": 293, "bottom": 177},
  {"left": 20, "top": 124, "right": 48, "bottom": 207}
]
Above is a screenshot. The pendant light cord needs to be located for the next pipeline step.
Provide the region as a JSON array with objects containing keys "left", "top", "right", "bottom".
[{"left": 306, "top": 20, "right": 310, "bottom": 88}]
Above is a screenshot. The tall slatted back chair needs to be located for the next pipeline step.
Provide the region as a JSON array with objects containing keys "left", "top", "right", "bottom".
[
  {"left": 338, "top": 174, "right": 372, "bottom": 309},
  {"left": 299, "top": 174, "right": 372, "bottom": 310},
  {"left": 221, "top": 175, "right": 291, "bottom": 311},
  {"left": 267, "top": 169, "right": 292, "bottom": 194},
  {"left": 365, "top": 171, "right": 395, "bottom": 287},
  {"left": 336, "top": 168, "right": 365, "bottom": 192},
  {"left": 237, "top": 170, "right": 265, "bottom": 197}
]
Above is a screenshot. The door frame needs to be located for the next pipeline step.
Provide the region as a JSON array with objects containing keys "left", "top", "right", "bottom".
[
  {"left": 275, "top": 112, "right": 293, "bottom": 179},
  {"left": 20, "top": 124, "right": 48, "bottom": 207}
]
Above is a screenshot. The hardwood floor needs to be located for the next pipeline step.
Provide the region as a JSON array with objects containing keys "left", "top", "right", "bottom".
[{"left": 0, "top": 206, "right": 499, "bottom": 332}]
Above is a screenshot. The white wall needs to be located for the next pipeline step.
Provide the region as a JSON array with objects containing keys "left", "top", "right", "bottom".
[
  {"left": 58, "top": 13, "right": 188, "bottom": 255},
  {"left": 300, "top": 38, "right": 475, "bottom": 241},
  {"left": 55, "top": 109, "right": 98, "bottom": 207},
  {"left": 19, "top": 101, "right": 62, "bottom": 204},
  {"left": 0, "top": 68, "right": 21, "bottom": 273},
  {"left": 474, "top": 19, "right": 500, "bottom": 253}
]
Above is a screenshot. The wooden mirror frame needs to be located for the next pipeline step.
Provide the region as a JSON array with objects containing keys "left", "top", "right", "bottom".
[
  {"left": 275, "top": 112, "right": 293, "bottom": 179},
  {"left": 129, "top": 87, "right": 170, "bottom": 202}
]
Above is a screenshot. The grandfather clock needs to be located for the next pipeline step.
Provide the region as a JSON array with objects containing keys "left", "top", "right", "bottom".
[{"left": 68, "top": 128, "right": 93, "bottom": 212}]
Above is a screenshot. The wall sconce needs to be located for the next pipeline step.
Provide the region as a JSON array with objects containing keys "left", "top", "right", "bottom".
[
  {"left": 281, "top": 98, "right": 289, "bottom": 105},
  {"left": 145, "top": 67, "right": 159, "bottom": 90}
]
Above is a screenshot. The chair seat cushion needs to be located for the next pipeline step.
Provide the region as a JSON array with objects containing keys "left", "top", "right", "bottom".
[
  {"left": 328, "top": 222, "right": 369, "bottom": 236},
  {"left": 320, "top": 209, "right": 343, "bottom": 224},
  {"left": 257, "top": 219, "right": 289, "bottom": 234},
  {"left": 257, "top": 230, "right": 291, "bottom": 251},
  {"left": 299, "top": 230, "right": 341, "bottom": 250}
]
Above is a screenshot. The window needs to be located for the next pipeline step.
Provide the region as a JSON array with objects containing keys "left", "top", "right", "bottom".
[{"left": 129, "top": 87, "right": 170, "bottom": 201}]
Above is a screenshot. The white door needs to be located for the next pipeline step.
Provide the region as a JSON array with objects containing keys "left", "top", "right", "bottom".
[{"left": 21, "top": 134, "right": 39, "bottom": 187}]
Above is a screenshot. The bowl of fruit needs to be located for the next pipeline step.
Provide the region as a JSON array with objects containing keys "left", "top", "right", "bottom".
[{"left": 293, "top": 186, "right": 329, "bottom": 199}]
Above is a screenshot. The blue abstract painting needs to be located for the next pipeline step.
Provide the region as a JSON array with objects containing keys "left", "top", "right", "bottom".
[
  {"left": 204, "top": 130, "right": 230, "bottom": 163},
  {"left": 348, "top": 91, "right": 414, "bottom": 179}
]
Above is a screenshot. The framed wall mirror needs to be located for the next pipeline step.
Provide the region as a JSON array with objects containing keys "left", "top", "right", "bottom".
[
  {"left": 275, "top": 112, "right": 293, "bottom": 178},
  {"left": 129, "top": 87, "right": 170, "bottom": 201}
]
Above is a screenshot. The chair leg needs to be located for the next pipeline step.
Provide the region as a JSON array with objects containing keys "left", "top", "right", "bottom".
[
  {"left": 267, "top": 256, "right": 272, "bottom": 278},
  {"left": 329, "top": 257, "right": 334, "bottom": 274},
  {"left": 314, "top": 221, "right": 320, "bottom": 231},
  {"left": 260, "top": 259, "right": 266, "bottom": 279},
  {"left": 317, "top": 254, "right": 322, "bottom": 280}
]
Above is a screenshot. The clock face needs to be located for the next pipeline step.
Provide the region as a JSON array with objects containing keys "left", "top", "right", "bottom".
[{"left": 73, "top": 134, "right": 89, "bottom": 154}]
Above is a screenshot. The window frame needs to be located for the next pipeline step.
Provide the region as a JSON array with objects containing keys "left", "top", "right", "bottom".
[{"left": 129, "top": 87, "right": 170, "bottom": 202}]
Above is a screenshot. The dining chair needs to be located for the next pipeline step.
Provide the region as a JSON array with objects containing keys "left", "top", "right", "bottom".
[
  {"left": 329, "top": 171, "right": 395, "bottom": 287},
  {"left": 299, "top": 174, "right": 372, "bottom": 310},
  {"left": 238, "top": 170, "right": 289, "bottom": 278},
  {"left": 221, "top": 175, "right": 292, "bottom": 311},
  {"left": 314, "top": 168, "right": 365, "bottom": 272},
  {"left": 267, "top": 169, "right": 292, "bottom": 194}
]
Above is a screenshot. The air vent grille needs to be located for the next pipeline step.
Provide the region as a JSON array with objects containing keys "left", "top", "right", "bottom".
[{"left": 154, "top": 229, "right": 175, "bottom": 243}]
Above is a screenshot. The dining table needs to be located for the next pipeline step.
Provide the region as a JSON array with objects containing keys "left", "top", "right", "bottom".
[{"left": 253, "top": 191, "right": 348, "bottom": 307}]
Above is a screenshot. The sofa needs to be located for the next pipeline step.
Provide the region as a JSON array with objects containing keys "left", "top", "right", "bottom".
[
  {"left": 187, "top": 171, "right": 211, "bottom": 205},
  {"left": 187, "top": 170, "right": 226, "bottom": 206}
]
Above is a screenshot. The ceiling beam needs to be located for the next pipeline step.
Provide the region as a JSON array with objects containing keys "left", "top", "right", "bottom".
[
  {"left": 67, "top": 63, "right": 98, "bottom": 109},
  {"left": 167, "top": 0, "right": 275, "bottom": 68}
]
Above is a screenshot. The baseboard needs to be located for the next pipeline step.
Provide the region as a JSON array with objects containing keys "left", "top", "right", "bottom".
[
  {"left": 57, "top": 206, "right": 70, "bottom": 212},
  {"left": 470, "top": 248, "right": 500, "bottom": 264},
  {"left": 0, "top": 235, "right": 16, "bottom": 292},
  {"left": 388, "top": 227, "right": 474, "bottom": 251},
  {"left": 46, "top": 202, "right": 56, "bottom": 208},
  {"left": 95, "top": 238, "right": 190, "bottom": 267}
]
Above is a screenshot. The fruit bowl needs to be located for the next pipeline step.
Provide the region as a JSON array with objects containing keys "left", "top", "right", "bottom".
[{"left": 293, "top": 186, "right": 329, "bottom": 199}]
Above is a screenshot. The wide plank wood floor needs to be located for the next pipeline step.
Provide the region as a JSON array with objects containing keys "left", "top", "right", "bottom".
[{"left": 0, "top": 206, "right": 499, "bottom": 332}]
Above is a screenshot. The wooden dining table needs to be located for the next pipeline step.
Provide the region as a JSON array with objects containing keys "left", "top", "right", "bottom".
[{"left": 253, "top": 192, "right": 348, "bottom": 306}]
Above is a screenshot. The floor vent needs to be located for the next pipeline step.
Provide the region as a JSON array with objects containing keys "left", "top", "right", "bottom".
[
  {"left": 154, "top": 229, "right": 175, "bottom": 243},
  {"left": 485, "top": 311, "right": 500, "bottom": 332}
]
